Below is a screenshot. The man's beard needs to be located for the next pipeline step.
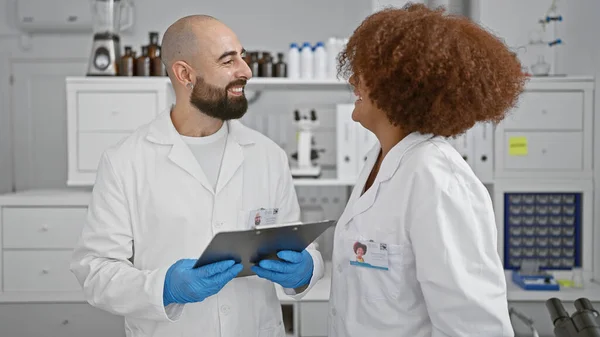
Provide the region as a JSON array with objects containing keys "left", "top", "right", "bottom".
[{"left": 189, "top": 76, "right": 248, "bottom": 120}]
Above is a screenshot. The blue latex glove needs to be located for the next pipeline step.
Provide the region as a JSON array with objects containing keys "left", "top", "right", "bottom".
[
  {"left": 163, "top": 259, "right": 243, "bottom": 306},
  {"left": 251, "top": 250, "right": 314, "bottom": 289}
]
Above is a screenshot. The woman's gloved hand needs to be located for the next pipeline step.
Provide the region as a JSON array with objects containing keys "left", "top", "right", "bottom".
[
  {"left": 163, "top": 259, "right": 243, "bottom": 306},
  {"left": 251, "top": 250, "right": 314, "bottom": 289}
]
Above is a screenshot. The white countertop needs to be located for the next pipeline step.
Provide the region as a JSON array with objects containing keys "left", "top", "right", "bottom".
[
  {"left": 0, "top": 188, "right": 92, "bottom": 205},
  {"left": 0, "top": 265, "right": 598, "bottom": 304},
  {"left": 275, "top": 263, "right": 600, "bottom": 304}
]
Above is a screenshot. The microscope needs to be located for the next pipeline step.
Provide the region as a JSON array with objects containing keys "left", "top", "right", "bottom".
[
  {"left": 290, "top": 109, "right": 323, "bottom": 178},
  {"left": 546, "top": 297, "right": 600, "bottom": 337}
]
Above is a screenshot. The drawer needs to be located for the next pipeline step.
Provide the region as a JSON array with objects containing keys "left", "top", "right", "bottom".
[
  {"left": 503, "top": 91, "right": 583, "bottom": 130},
  {"left": 299, "top": 302, "right": 329, "bottom": 336},
  {"left": 77, "top": 91, "right": 158, "bottom": 131},
  {"left": 503, "top": 132, "right": 583, "bottom": 171},
  {"left": 3, "top": 250, "right": 81, "bottom": 292},
  {"left": 0, "top": 303, "right": 125, "bottom": 337},
  {"left": 78, "top": 132, "right": 129, "bottom": 171},
  {"left": 3, "top": 207, "right": 87, "bottom": 249}
]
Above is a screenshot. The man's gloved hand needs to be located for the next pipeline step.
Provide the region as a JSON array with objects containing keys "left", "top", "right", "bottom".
[
  {"left": 251, "top": 250, "right": 314, "bottom": 289},
  {"left": 163, "top": 259, "right": 243, "bottom": 306}
]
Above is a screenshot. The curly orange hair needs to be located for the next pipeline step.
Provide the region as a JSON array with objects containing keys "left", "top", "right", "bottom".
[{"left": 338, "top": 3, "right": 527, "bottom": 137}]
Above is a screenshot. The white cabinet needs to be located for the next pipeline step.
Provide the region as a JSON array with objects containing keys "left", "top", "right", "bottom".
[
  {"left": 0, "top": 190, "right": 125, "bottom": 337},
  {"left": 501, "top": 131, "right": 583, "bottom": 171},
  {"left": 0, "top": 189, "right": 332, "bottom": 337},
  {"left": 494, "top": 78, "right": 594, "bottom": 179},
  {"left": 298, "top": 302, "right": 329, "bottom": 336},
  {"left": 65, "top": 76, "right": 354, "bottom": 187},
  {"left": 66, "top": 77, "right": 174, "bottom": 186},
  {"left": 0, "top": 303, "right": 125, "bottom": 337},
  {"left": 2, "top": 207, "right": 86, "bottom": 249},
  {"left": 492, "top": 77, "right": 596, "bottom": 286},
  {"left": 502, "top": 91, "right": 584, "bottom": 130}
]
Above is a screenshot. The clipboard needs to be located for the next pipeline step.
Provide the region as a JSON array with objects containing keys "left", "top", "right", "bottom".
[{"left": 192, "top": 219, "right": 336, "bottom": 277}]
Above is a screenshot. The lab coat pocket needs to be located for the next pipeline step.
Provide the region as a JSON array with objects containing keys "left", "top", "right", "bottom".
[{"left": 354, "top": 243, "right": 413, "bottom": 301}]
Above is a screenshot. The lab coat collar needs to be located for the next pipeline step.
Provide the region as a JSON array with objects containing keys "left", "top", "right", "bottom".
[
  {"left": 145, "top": 108, "right": 255, "bottom": 195},
  {"left": 347, "top": 132, "right": 434, "bottom": 221},
  {"left": 146, "top": 108, "right": 256, "bottom": 146},
  {"left": 376, "top": 131, "right": 435, "bottom": 183}
]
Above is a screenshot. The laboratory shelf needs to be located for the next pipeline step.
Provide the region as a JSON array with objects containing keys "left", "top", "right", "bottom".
[
  {"left": 66, "top": 76, "right": 351, "bottom": 91},
  {"left": 506, "top": 274, "right": 600, "bottom": 302},
  {"left": 245, "top": 77, "right": 350, "bottom": 91},
  {"left": 292, "top": 178, "right": 354, "bottom": 186}
]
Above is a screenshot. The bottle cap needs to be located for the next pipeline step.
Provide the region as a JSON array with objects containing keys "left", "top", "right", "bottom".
[
  {"left": 315, "top": 42, "right": 324, "bottom": 48},
  {"left": 290, "top": 43, "right": 299, "bottom": 48},
  {"left": 302, "top": 42, "right": 312, "bottom": 48}
]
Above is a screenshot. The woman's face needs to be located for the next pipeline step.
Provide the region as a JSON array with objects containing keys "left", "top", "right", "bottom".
[
  {"left": 356, "top": 247, "right": 364, "bottom": 257},
  {"left": 349, "top": 73, "right": 386, "bottom": 131}
]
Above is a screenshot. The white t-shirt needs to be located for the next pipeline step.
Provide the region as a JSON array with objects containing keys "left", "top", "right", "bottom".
[{"left": 180, "top": 122, "right": 228, "bottom": 191}]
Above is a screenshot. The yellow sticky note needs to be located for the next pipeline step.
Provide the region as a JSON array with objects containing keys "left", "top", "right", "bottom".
[{"left": 508, "top": 136, "right": 528, "bottom": 156}]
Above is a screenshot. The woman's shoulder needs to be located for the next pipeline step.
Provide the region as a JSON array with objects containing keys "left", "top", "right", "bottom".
[{"left": 396, "top": 136, "right": 479, "bottom": 189}]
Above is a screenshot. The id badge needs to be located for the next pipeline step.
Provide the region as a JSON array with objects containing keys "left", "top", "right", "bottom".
[
  {"left": 248, "top": 208, "right": 279, "bottom": 227},
  {"left": 349, "top": 240, "right": 389, "bottom": 270}
]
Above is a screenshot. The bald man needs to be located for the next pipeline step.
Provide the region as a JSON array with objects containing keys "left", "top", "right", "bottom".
[{"left": 70, "top": 15, "right": 324, "bottom": 337}]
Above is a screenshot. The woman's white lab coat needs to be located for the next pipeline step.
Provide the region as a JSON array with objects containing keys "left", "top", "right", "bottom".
[
  {"left": 70, "top": 110, "right": 324, "bottom": 337},
  {"left": 328, "top": 132, "right": 514, "bottom": 337}
]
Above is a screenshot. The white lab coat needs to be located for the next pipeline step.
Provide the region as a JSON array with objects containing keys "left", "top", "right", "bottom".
[
  {"left": 70, "top": 110, "right": 324, "bottom": 337},
  {"left": 328, "top": 132, "right": 514, "bottom": 337}
]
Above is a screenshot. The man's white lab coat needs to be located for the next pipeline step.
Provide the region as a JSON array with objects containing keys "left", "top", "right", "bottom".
[{"left": 70, "top": 110, "right": 324, "bottom": 337}]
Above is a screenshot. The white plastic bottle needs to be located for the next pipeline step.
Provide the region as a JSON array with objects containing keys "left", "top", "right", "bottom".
[
  {"left": 313, "top": 42, "right": 326, "bottom": 79},
  {"left": 287, "top": 43, "right": 300, "bottom": 79},
  {"left": 300, "top": 42, "right": 313, "bottom": 79},
  {"left": 326, "top": 37, "right": 338, "bottom": 79}
]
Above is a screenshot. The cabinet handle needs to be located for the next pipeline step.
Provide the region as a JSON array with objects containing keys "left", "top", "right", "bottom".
[
  {"left": 42, "top": 269, "right": 49, "bottom": 274},
  {"left": 62, "top": 320, "right": 69, "bottom": 325},
  {"left": 41, "top": 224, "right": 49, "bottom": 232},
  {"left": 111, "top": 110, "right": 120, "bottom": 116},
  {"left": 481, "top": 155, "right": 487, "bottom": 162}
]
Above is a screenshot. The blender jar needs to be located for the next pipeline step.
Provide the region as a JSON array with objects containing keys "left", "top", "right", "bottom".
[{"left": 91, "top": 0, "right": 125, "bottom": 36}]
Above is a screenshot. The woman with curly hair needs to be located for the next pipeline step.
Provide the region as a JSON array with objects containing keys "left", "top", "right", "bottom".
[{"left": 328, "top": 3, "right": 526, "bottom": 337}]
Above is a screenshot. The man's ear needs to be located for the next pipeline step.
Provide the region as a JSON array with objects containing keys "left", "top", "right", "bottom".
[{"left": 171, "top": 61, "right": 195, "bottom": 87}]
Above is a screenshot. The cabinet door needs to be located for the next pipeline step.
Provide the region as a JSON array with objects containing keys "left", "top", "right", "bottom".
[
  {"left": 299, "top": 302, "right": 329, "bottom": 336},
  {"left": 11, "top": 59, "right": 86, "bottom": 190},
  {"left": 0, "top": 303, "right": 126, "bottom": 337},
  {"left": 0, "top": 52, "right": 12, "bottom": 193}
]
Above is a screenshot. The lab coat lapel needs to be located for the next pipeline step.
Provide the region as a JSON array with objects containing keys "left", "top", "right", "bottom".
[
  {"left": 335, "top": 144, "right": 380, "bottom": 229},
  {"left": 215, "top": 120, "right": 255, "bottom": 195},
  {"left": 215, "top": 130, "right": 242, "bottom": 195},
  {"left": 145, "top": 109, "right": 215, "bottom": 194},
  {"left": 349, "top": 144, "right": 381, "bottom": 219}
]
